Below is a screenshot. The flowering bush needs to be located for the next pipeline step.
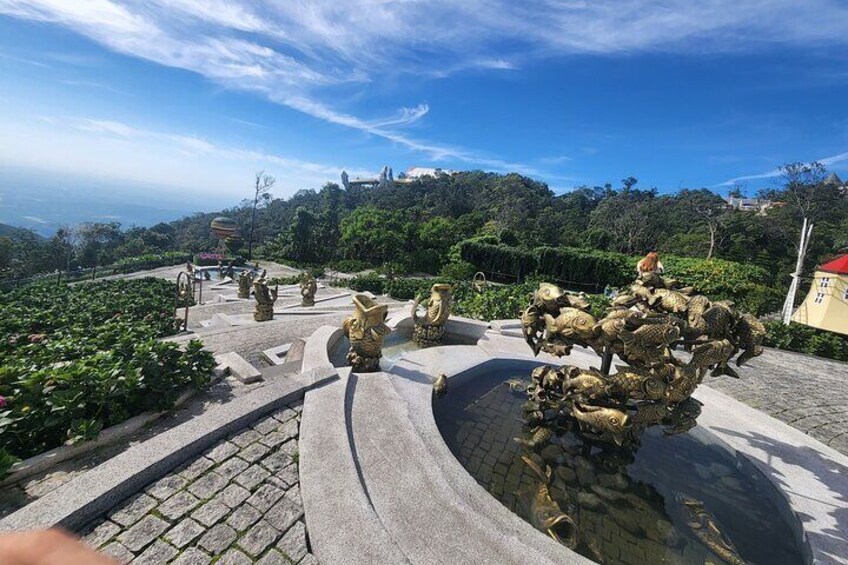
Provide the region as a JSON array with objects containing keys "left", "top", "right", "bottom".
[{"left": 0, "top": 278, "right": 215, "bottom": 472}]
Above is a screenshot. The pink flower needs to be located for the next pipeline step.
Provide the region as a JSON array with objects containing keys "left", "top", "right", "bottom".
[{"left": 0, "top": 396, "right": 6, "bottom": 408}]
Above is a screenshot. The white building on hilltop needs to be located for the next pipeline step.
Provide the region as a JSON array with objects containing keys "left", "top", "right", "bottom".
[{"left": 340, "top": 166, "right": 457, "bottom": 189}]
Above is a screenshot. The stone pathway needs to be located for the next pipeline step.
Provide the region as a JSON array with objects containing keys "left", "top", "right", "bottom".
[
  {"left": 79, "top": 401, "right": 315, "bottom": 564},
  {"left": 705, "top": 347, "right": 848, "bottom": 455}
]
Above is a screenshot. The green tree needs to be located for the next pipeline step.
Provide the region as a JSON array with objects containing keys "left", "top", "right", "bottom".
[{"left": 340, "top": 207, "right": 408, "bottom": 265}]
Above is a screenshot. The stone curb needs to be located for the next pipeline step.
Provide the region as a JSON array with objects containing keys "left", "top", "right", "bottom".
[{"left": 0, "top": 365, "right": 338, "bottom": 533}]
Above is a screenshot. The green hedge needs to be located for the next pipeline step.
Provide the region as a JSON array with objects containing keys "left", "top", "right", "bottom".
[
  {"left": 112, "top": 252, "right": 193, "bottom": 273},
  {"left": 456, "top": 240, "right": 782, "bottom": 314},
  {"left": 764, "top": 321, "right": 848, "bottom": 361}
]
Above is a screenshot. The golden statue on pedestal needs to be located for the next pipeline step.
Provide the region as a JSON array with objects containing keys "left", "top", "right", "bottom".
[
  {"left": 343, "top": 294, "right": 390, "bottom": 372},
  {"left": 253, "top": 273, "right": 278, "bottom": 321},
  {"left": 237, "top": 270, "right": 255, "bottom": 299},
  {"left": 300, "top": 274, "right": 318, "bottom": 307},
  {"left": 412, "top": 283, "right": 452, "bottom": 346}
]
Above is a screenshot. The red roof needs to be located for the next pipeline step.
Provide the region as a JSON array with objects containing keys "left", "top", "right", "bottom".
[{"left": 820, "top": 254, "right": 848, "bottom": 275}]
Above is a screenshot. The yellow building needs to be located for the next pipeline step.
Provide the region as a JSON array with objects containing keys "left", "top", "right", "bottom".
[{"left": 791, "top": 254, "right": 848, "bottom": 336}]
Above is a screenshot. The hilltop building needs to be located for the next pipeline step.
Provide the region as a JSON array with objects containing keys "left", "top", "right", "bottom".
[
  {"left": 340, "top": 165, "right": 456, "bottom": 189},
  {"left": 823, "top": 172, "right": 847, "bottom": 195},
  {"left": 340, "top": 166, "right": 394, "bottom": 190},
  {"left": 725, "top": 196, "right": 774, "bottom": 214},
  {"left": 791, "top": 254, "right": 848, "bottom": 336}
]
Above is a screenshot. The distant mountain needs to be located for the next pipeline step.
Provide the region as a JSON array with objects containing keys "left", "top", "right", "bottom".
[
  {"left": 0, "top": 167, "right": 231, "bottom": 237},
  {"left": 0, "top": 222, "right": 45, "bottom": 240}
]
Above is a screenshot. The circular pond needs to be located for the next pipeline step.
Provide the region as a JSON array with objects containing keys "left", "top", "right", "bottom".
[{"left": 433, "top": 366, "right": 809, "bottom": 565}]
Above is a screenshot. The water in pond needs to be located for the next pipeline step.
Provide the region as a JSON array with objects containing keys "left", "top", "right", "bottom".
[
  {"left": 329, "top": 331, "right": 478, "bottom": 369},
  {"left": 434, "top": 367, "right": 808, "bottom": 565},
  {"left": 194, "top": 267, "right": 259, "bottom": 280}
]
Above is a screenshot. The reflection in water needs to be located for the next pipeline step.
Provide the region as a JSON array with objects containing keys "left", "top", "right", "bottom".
[
  {"left": 434, "top": 371, "right": 808, "bottom": 565},
  {"left": 329, "top": 331, "right": 478, "bottom": 369}
]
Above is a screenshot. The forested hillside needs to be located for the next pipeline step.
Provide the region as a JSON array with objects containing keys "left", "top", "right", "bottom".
[{"left": 3, "top": 164, "right": 846, "bottom": 302}]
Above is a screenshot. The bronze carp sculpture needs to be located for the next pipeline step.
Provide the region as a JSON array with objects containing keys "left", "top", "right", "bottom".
[{"left": 518, "top": 272, "right": 765, "bottom": 449}]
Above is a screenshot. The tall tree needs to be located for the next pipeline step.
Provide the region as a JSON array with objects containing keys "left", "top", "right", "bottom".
[{"left": 246, "top": 171, "right": 275, "bottom": 260}]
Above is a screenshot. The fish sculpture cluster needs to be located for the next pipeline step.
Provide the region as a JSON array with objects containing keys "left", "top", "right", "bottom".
[
  {"left": 518, "top": 273, "right": 766, "bottom": 448},
  {"left": 411, "top": 284, "right": 453, "bottom": 346}
]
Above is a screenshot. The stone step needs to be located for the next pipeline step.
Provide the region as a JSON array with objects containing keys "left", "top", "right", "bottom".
[
  {"left": 213, "top": 352, "right": 262, "bottom": 384},
  {"left": 262, "top": 343, "right": 292, "bottom": 366}
]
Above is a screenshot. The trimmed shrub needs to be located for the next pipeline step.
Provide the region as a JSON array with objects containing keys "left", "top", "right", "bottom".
[
  {"left": 764, "top": 321, "right": 848, "bottom": 361},
  {"left": 328, "top": 259, "right": 372, "bottom": 273}
]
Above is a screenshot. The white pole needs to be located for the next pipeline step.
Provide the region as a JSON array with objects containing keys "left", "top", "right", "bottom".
[{"left": 782, "top": 218, "right": 813, "bottom": 324}]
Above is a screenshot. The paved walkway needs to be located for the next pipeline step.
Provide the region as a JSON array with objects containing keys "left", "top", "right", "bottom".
[
  {"left": 705, "top": 347, "right": 848, "bottom": 454},
  {"left": 81, "top": 400, "right": 314, "bottom": 564}
]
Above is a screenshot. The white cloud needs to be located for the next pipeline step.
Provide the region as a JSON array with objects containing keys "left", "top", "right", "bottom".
[
  {"left": 717, "top": 150, "right": 848, "bottom": 186},
  {"left": 3, "top": 0, "right": 848, "bottom": 177},
  {"left": 0, "top": 115, "right": 371, "bottom": 198}
]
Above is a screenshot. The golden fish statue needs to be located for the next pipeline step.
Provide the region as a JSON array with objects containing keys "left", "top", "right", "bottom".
[
  {"left": 607, "top": 365, "right": 666, "bottom": 401},
  {"left": 237, "top": 270, "right": 254, "bottom": 299},
  {"left": 736, "top": 313, "right": 765, "bottom": 367},
  {"left": 519, "top": 456, "right": 579, "bottom": 549},
  {"left": 701, "top": 303, "right": 736, "bottom": 339},
  {"left": 665, "top": 364, "right": 703, "bottom": 404},
  {"left": 676, "top": 494, "right": 748, "bottom": 565},
  {"left": 300, "top": 274, "right": 318, "bottom": 307},
  {"left": 572, "top": 403, "right": 630, "bottom": 445},
  {"left": 543, "top": 308, "right": 599, "bottom": 344},
  {"left": 630, "top": 282, "right": 657, "bottom": 305},
  {"left": 619, "top": 323, "right": 680, "bottom": 365},
  {"left": 252, "top": 275, "right": 278, "bottom": 321},
  {"left": 433, "top": 373, "right": 448, "bottom": 397},
  {"left": 532, "top": 282, "right": 567, "bottom": 311},
  {"left": 514, "top": 426, "right": 554, "bottom": 449},
  {"left": 343, "top": 294, "right": 391, "bottom": 372},
  {"left": 563, "top": 371, "right": 608, "bottom": 400},
  {"left": 654, "top": 288, "right": 690, "bottom": 313},
  {"left": 412, "top": 284, "right": 452, "bottom": 346}
]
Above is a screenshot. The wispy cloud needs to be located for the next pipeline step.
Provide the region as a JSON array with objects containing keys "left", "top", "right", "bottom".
[
  {"left": 3, "top": 0, "right": 848, "bottom": 177},
  {"left": 11, "top": 114, "right": 372, "bottom": 194},
  {"left": 717, "top": 150, "right": 848, "bottom": 185},
  {"left": 539, "top": 155, "right": 573, "bottom": 165},
  {"left": 60, "top": 79, "right": 131, "bottom": 96}
]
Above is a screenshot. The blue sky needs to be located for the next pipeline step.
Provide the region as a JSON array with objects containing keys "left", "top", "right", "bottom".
[{"left": 1, "top": 0, "right": 848, "bottom": 209}]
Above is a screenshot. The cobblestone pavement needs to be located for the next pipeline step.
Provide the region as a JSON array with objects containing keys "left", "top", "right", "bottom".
[
  {"left": 80, "top": 400, "right": 316, "bottom": 564},
  {"left": 705, "top": 347, "right": 848, "bottom": 455}
]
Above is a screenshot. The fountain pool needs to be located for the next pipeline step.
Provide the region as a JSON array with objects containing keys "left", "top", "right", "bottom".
[
  {"left": 433, "top": 366, "right": 809, "bottom": 565},
  {"left": 329, "top": 330, "right": 479, "bottom": 369}
]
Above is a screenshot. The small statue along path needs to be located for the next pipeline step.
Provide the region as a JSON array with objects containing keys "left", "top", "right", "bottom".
[
  {"left": 300, "top": 274, "right": 318, "bottom": 307},
  {"left": 252, "top": 271, "right": 278, "bottom": 322},
  {"left": 237, "top": 270, "right": 255, "bottom": 299}
]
